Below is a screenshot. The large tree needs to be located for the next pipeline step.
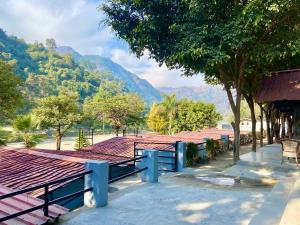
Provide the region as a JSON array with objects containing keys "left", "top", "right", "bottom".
[
  {"left": 102, "top": 0, "right": 300, "bottom": 161},
  {"left": 84, "top": 82, "right": 145, "bottom": 136},
  {"left": 0, "top": 60, "right": 23, "bottom": 120},
  {"left": 34, "top": 92, "right": 82, "bottom": 150}
]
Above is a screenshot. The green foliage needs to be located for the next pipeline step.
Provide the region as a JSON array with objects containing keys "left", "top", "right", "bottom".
[
  {"left": 147, "top": 95, "right": 222, "bottom": 134},
  {"left": 0, "top": 60, "right": 23, "bottom": 119},
  {"left": 0, "top": 129, "right": 12, "bottom": 146},
  {"left": 206, "top": 139, "right": 220, "bottom": 160},
  {"left": 84, "top": 81, "right": 145, "bottom": 136},
  {"left": 12, "top": 114, "right": 44, "bottom": 148},
  {"left": 34, "top": 92, "right": 82, "bottom": 150},
  {"left": 102, "top": 0, "right": 300, "bottom": 160},
  {"left": 186, "top": 142, "right": 199, "bottom": 167},
  {"left": 225, "top": 100, "right": 260, "bottom": 123},
  {"left": 174, "top": 99, "right": 222, "bottom": 133},
  {"left": 0, "top": 29, "right": 120, "bottom": 111},
  {"left": 161, "top": 94, "right": 177, "bottom": 135},
  {"left": 74, "top": 129, "right": 90, "bottom": 150}
]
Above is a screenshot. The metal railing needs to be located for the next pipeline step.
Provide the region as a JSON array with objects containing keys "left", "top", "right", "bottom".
[
  {"left": 134, "top": 141, "right": 178, "bottom": 172},
  {"left": 0, "top": 170, "right": 93, "bottom": 223},
  {"left": 109, "top": 156, "right": 148, "bottom": 183}
]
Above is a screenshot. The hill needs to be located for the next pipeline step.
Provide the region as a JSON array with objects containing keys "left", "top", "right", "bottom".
[
  {"left": 55, "top": 46, "right": 161, "bottom": 103},
  {"left": 0, "top": 29, "right": 161, "bottom": 108}
]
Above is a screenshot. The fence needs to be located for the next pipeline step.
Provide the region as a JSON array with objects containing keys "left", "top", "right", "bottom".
[
  {"left": 134, "top": 141, "right": 178, "bottom": 172},
  {"left": 108, "top": 156, "right": 148, "bottom": 183},
  {"left": 0, "top": 170, "right": 92, "bottom": 223}
]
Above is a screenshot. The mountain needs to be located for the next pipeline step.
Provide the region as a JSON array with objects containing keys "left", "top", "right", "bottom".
[
  {"left": 158, "top": 86, "right": 230, "bottom": 114},
  {"left": 55, "top": 46, "right": 162, "bottom": 104},
  {"left": 0, "top": 28, "right": 161, "bottom": 107}
]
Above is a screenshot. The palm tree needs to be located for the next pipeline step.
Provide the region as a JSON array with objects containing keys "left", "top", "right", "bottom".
[
  {"left": 161, "top": 94, "right": 177, "bottom": 135},
  {"left": 13, "top": 114, "right": 44, "bottom": 148}
]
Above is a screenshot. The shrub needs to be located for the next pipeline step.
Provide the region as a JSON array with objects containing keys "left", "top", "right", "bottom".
[
  {"left": 206, "top": 139, "right": 220, "bottom": 159},
  {"left": 74, "top": 129, "right": 90, "bottom": 150},
  {"left": 186, "top": 142, "right": 199, "bottom": 166}
]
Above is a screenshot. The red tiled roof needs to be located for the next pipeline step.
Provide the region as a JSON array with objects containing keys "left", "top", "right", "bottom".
[
  {"left": 256, "top": 69, "right": 300, "bottom": 103},
  {"left": 82, "top": 135, "right": 205, "bottom": 157},
  {"left": 0, "top": 185, "right": 67, "bottom": 225},
  {"left": 31, "top": 149, "right": 131, "bottom": 163},
  {"left": 0, "top": 147, "right": 85, "bottom": 197},
  {"left": 175, "top": 128, "right": 234, "bottom": 139}
]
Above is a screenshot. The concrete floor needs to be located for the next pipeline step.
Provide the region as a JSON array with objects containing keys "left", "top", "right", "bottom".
[
  {"left": 60, "top": 143, "right": 300, "bottom": 225},
  {"left": 62, "top": 177, "right": 267, "bottom": 225}
]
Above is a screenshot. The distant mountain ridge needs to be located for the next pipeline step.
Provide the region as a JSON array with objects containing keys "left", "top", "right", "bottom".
[
  {"left": 158, "top": 86, "right": 230, "bottom": 114},
  {"left": 55, "top": 46, "right": 162, "bottom": 104}
]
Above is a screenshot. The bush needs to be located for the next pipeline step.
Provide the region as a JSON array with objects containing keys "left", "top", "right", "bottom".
[
  {"left": 186, "top": 142, "right": 199, "bottom": 166},
  {"left": 74, "top": 129, "right": 90, "bottom": 150},
  {"left": 206, "top": 139, "right": 220, "bottom": 159}
]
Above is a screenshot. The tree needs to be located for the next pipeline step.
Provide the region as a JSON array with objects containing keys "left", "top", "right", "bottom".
[
  {"left": 102, "top": 0, "right": 300, "bottom": 161},
  {"left": 45, "top": 38, "right": 57, "bottom": 49},
  {"left": 0, "top": 60, "right": 23, "bottom": 120},
  {"left": 101, "top": 93, "right": 145, "bottom": 136},
  {"left": 84, "top": 82, "right": 145, "bottom": 136},
  {"left": 12, "top": 114, "right": 44, "bottom": 148},
  {"left": 147, "top": 104, "right": 168, "bottom": 134},
  {"left": 161, "top": 94, "right": 177, "bottom": 134},
  {"left": 174, "top": 99, "right": 222, "bottom": 132},
  {"left": 147, "top": 98, "right": 222, "bottom": 134},
  {"left": 34, "top": 92, "right": 82, "bottom": 150}
]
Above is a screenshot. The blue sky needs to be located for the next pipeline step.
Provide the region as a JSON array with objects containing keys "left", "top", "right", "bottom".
[{"left": 0, "top": 0, "right": 205, "bottom": 87}]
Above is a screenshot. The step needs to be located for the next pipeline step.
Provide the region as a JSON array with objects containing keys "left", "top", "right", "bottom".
[
  {"left": 249, "top": 178, "right": 296, "bottom": 225},
  {"left": 279, "top": 177, "right": 300, "bottom": 225}
]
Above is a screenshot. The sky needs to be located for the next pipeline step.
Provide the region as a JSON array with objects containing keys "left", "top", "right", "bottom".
[{"left": 0, "top": 0, "right": 205, "bottom": 87}]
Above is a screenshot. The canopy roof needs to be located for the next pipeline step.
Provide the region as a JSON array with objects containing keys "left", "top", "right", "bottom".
[{"left": 256, "top": 69, "right": 300, "bottom": 103}]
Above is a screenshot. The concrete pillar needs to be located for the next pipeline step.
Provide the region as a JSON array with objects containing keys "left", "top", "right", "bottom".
[
  {"left": 141, "top": 150, "right": 158, "bottom": 183},
  {"left": 176, "top": 141, "right": 186, "bottom": 171},
  {"left": 220, "top": 135, "right": 229, "bottom": 141},
  {"left": 220, "top": 135, "right": 230, "bottom": 151},
  {"left": 84, "top": 160, "right": 108, "bottom": 207}
]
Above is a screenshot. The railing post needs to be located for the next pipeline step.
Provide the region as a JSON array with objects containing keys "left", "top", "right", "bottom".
[
  {"left": 84, "top": 160, "right": 108, "bottom": 207},
  {"left": 176, "top": 141, "right": 186, "bottom": 172},
  {"left": 43, "top": 185, "right": 49, "bottom": 217},
  {"left": 141, "top": 150, "right": 158, "bottom": 183}
]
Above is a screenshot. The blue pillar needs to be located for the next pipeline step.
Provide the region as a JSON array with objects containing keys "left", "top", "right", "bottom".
[
  {"left": 84, "top": 160, "right": 108, "bottom": 207},
  {"left": 221, "top": 135, "right": 229, "bottom": 141},
  {"left": 141, "top": 150, "right": 158, "bottom": 183},
  {"left": 177, "top": 142, "right": 186, "bottom": 171}
]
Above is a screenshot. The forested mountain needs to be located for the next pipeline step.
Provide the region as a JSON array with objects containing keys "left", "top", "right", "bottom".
[
  {"left": 0, "top": 29, "right": 161, "bottom": 109},
  {"left": 55, "top": 46, "right": 162, "bottom": 103},
  {"left": 158, "top": 86, "right": 230, "bottom": 114}
]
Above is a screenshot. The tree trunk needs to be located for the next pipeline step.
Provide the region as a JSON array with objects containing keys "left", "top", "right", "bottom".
[
  {"left": 265, "top": 107, "right": 272, "bottom": 144},
  {"left": 56, "top": 135, "right": 62, "bottom": 150},
  {"left": 224, "top": 85, "right": 241, "bottom": 162},
  {"left": 259, "top": 104, "right": 264, "bottom": 147},
  {"left": 245, "top": 95, "right": 256, "bottom": 152},
  {"left": 116, "top": 128, "right": 119, "bottom": 136},
  {"left": 281, "top": 114, "right": 286, "bottom": 138},
  {"left": 56, "top": 126, "right": 62, "bottom": 150}
]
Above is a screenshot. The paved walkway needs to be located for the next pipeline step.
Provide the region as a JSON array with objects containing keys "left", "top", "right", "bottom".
[{"left": 60, "top": 144, "right": 300, "bottom": 225}]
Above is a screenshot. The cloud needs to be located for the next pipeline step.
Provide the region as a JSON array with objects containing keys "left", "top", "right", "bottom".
[
  {"left": 0, "top": 0, "right": 205, "bottom": 87},
  {"left": 110, "top": 49, "right": 205, "bottom": 87},
  {"left": 0, "top": 0, "right": 114, "bottom": 55}
]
